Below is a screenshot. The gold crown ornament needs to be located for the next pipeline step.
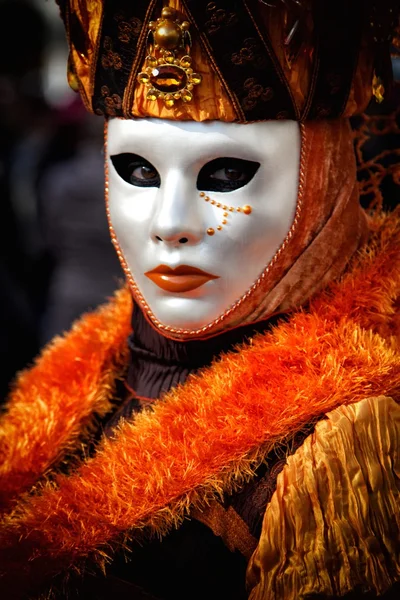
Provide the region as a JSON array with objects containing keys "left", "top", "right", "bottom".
[{"left": 137, "top": 6, "right": 202, "bottom": 108}]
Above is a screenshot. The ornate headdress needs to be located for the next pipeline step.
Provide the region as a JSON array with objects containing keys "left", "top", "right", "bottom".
[{"left": 59, "top": 0, "right": 399, "bottom": 123}]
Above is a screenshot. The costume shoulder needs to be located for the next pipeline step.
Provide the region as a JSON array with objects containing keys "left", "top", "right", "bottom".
[
  {"left": 0, "top": 287, "right": 132, "bottom": 512},
  {"left": 1, "top": 213, "right": 400, "bottom": 598},
  {"left": 247, "top": 395, "right": 400, "bottom": 599}
]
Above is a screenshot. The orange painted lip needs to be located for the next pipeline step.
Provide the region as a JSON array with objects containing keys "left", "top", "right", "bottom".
[{"left": 144, "top": 264, "right": 219, "bottom": 293}]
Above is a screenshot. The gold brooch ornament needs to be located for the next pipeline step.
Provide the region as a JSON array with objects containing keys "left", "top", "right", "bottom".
[{"left": 137, "top": 6, "right": 202, "bottom": 108}]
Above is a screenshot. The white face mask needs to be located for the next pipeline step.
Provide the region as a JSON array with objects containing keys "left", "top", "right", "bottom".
[{"left": 107, "top": 118, "right": 300, "bottom": 333}]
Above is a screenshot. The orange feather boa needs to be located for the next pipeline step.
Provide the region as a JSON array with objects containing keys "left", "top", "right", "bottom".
[{"left": 0, "top": 211, "right": 400, "bottom": 597}]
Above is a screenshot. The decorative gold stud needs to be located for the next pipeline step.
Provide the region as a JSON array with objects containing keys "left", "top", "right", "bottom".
[
  {"left": 180, "top": 55, "right": 192, "bottom": 68},
  {"left": 181, "top": 89, "right": 193, "bottom": 103},
  {"left": 146, "top": 89, "right": 159, "bottom": 101},
  {"left": 207, "top": 228, "right": 215, "bottom": 236}
]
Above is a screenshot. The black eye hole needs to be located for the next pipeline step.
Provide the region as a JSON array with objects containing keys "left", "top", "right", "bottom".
[
  {"left": 110, "top": 153, "right": 160, "bottom": 188},
  {"left": 197, "top": 157, "right": 260, "bottom": 193}
]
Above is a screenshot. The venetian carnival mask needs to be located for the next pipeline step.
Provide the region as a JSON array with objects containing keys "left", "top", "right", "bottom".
[
  {"left": 107, "top": 118, "right": 300, "bottom": 332},
  {"left": 58, "top": 0, "right": 385, "bottom": 339}
]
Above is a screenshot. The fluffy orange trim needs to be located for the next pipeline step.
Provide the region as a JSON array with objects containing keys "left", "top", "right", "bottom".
[
  {"left": 0, "top": 288, "right": 132, "bottom": 512},
  {"left": 1, "top": 212, "right": 400, "bottom": 597}
]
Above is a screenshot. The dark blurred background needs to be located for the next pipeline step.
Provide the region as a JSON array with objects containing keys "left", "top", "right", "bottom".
[
  {"left": 0, "top": 0, "right": 122, "bottom": 401},
  {"left": 0, "top": 1, "right": 399, "bottom": 402}
]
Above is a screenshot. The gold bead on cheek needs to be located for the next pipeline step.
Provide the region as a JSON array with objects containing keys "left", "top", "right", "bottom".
[{"left": 200, "top": 192, "right": 253, "bottom": 235}]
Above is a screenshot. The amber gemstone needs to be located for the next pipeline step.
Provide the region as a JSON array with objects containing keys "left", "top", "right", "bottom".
[
  {"left": 180, "top": 55, "right": 192, "bottom": 68},
  {"left": 146, "top": 55, "right": 158, "bottom": 67},
  {"left": 164, "top": 94, "right": 175, "bottom": 108},
  {"left": 150, "top": 65, "right": 187, "bottom": 93},
  {"left": 137, "top": 72, "right": 150, "bottom": 84},
  {"left": 146, "top": 89, "right": 159, "bottom": 101},
  {"left": 181, "top": 89, "right": 193, "bottom": 103},
  {"left": 190, "top": 73, "right": 202, "bottom": 85}
]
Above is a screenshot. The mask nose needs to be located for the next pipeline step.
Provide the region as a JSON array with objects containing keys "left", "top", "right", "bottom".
[
  {"left": 150, "top": 170, "right": 205, "bottom": 246},
  {"left": 154, "top": 233, "right": 191, "bottom": 244}
]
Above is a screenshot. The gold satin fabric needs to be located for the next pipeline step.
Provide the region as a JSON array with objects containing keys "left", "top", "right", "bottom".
[
  {"left": 246, "top": 396, "right": 400, "bottom": 599},
  {"left": 67, "top": 0, "right": 103, "bottom": 111}
]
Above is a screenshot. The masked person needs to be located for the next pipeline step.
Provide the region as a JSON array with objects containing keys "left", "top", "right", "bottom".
[{"left": 0, "top": 2, "right": 399, "bottom": 599}]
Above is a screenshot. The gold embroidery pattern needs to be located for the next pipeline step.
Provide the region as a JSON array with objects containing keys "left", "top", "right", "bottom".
[
  {"left": 205, "top": 2, "right": 238, "bottom": 34},
  {"left": 115, "top": 13, "right": 142, "bottom": 44},
  {"left": 313, "top": 103, "right": 332, "bottom": 118},
  {"left": 242, "top": 77, "right": 274, "bottom": 111},
  {"left": 232, "top": 38, "right": 267, "bottom": 69},
  {"left": 101, "top": 36, "right": 123, "bottom": 70},
  {"left": 100, "top": 85, "right": 122, "bottom": 116}
]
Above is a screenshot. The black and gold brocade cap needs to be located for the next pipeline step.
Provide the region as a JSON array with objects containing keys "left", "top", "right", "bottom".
[{"left": 57, "top": 0, "right": 400, "bottom": 123}]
